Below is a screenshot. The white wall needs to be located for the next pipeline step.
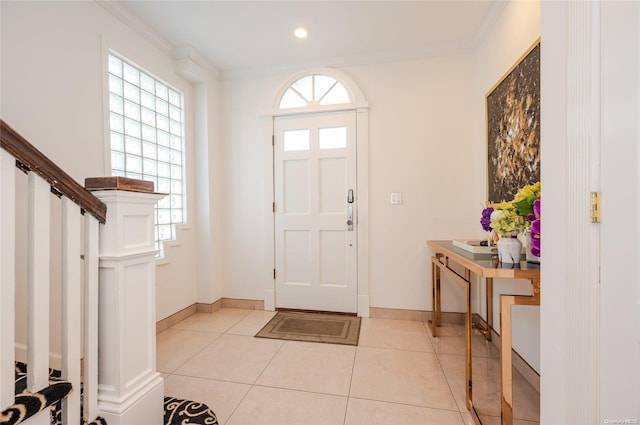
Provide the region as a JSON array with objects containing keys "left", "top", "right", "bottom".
[
  {"left": 347, "top": 56, "right": 480, "bottom": 311},
  {"left": 473, "top": 0, "right": 541, "bottom": 373},
  {"left": 0, "top": 1, "right": 220, "bottom": 321},
  {"left": 221, "top": 54, "right": 479, "bottom": 311},
  {"left": 220, "top": 74, "right": 283, "bottom": 300}
]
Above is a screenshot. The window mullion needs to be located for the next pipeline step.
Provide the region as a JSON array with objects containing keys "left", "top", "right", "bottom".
[{"left": 317, "top": 81, "right": 338, "bottom": 104}]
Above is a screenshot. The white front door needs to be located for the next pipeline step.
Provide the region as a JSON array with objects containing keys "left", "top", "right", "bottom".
[{"left": 274, "top": 111, "right": 357, "bottom": 313}]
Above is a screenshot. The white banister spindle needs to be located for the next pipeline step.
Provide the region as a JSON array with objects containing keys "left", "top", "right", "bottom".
[
  {"left": 27, "top": 173, "right": 51, "bottom": 392},
  {"left": 61, "top": 197, "right": 82, "bottom": 424},
  {"left": 0, "top": 150, "right": 16, "bottom": 408},
  {"left": 83, "top": 214, "right": 100, "bottom": 421}
]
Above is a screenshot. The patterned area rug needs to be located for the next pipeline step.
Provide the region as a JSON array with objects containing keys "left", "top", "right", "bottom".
[
  {"left": 255, "top": 311, "right": 361, "bottom": 345},
  {"left": 164, "top": 397, "right": 218, "bottom": 425}
]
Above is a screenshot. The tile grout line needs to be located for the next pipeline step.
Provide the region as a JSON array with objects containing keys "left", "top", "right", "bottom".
[
  {"left": 435, "top": 348, "right": 467, "bottom": 414},
  {"left": 221, "top": 335, "right": 288, "bottom": 424},
  {"left": 347, "top": 393, "right": 464, "bottom": 413},
  {"left": 162, "top": 309, "right": 255, "bottom": 425},
  {"left": 417, "top": 319, "right": 471, "bottom": 422},
  {"left": 160, "top": 330, "right": 223, "bottom": 376},
  {"left": 221, "top": 310, "right": 285, "bottom": 425},
  {"left": 163, "top": 308, "right": 255, "bottom": 372},
  {"left": 206, "top": 310, "right": 280, "bottom": 425},
  {"left": 427, "top": 321, "right": 467, "bottom": 416},
  {"left": 342, "top": 343, "right": 360, "bottom": 425},
  {"left": 249, "top": 338, "right": 287, "bottom": 386}
]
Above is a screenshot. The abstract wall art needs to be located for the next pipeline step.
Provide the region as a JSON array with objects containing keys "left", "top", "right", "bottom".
[{"left": 486, "top": 40, "right": 540, "bottom": 203}]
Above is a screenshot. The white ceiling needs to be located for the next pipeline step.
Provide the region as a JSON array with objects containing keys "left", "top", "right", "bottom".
[{"left": 114, "top": 0, "right": 501, "bottom": 78}]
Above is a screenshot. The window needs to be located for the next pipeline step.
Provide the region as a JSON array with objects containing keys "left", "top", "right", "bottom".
[
  {"left": 283, "top": 129, "right": 310, "bottom": 152},
  {"left": 279, "top": 74, "right": 351, "bottom": 109},
  {"left": 107, "top": 53, "right": 185, "bottom": 247},
  {"left": 319, "top": 127, "right": 347, "bottom": 149}
]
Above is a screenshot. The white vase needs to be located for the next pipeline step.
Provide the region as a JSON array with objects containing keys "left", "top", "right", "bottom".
[{"left": 497, "top": 234, "right": 522, "bottom": 264}]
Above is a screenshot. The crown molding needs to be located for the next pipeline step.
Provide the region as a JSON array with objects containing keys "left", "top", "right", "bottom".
[
  {"left": 95, "top": 0, "right": 173, "bottom": 56},
  {"left": 472, "top": 0, "right": 510, "bottom": 48},
  {"left": 221, "top": 43, "right": 474, "bottom": 81},
  {"left": 173, "top": 46, "right": 220, "bottom": 80},
  {"left": 96, "top": 1, "right": 219, "bottom": 80}
]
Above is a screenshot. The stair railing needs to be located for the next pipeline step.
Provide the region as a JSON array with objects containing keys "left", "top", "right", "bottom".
[{"left": 1, "top": 119, "right": 106, "bottom": 424}]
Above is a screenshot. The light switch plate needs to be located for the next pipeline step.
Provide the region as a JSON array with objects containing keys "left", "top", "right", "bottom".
[{"left": 390, "top": 192, "right": 403, "bottom": 205}]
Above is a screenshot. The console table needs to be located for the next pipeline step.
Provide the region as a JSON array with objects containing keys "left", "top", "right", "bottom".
[{"left": 426, "top": 240, "right": 540, "bottom": 425}]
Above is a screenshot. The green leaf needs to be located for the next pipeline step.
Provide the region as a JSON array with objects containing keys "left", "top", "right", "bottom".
[{"left": 514, "top": 198, "right": 534, "bottom": 216}]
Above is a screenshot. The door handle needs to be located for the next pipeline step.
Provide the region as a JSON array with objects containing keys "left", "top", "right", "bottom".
[
  {"left": 347, "top": 206, "right": 353, "bottom": 231},
  {"left": 347, "top": 189, "right": 354, "bottom": 204}
]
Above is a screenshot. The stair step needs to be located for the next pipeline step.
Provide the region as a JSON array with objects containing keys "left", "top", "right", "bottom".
[{"left": 1, "top": 381, "right": 72, "bottom": 425}]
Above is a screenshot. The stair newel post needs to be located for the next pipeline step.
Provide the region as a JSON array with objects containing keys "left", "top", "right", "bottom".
[{"left": 86, "top": 177, "right": 165, "bottom": 425}]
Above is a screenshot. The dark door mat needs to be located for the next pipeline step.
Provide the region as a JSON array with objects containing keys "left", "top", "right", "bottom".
[{"left": 255, "top": 311, "right": 361, "bottom": 346}]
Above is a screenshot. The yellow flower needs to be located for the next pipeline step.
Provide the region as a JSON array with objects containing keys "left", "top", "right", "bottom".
[
  {"left": 511, "top": 181, "right": 541, "bottom": 217},
  {"left": 494, "top": 201, "right": 516, "bottom": 211},
  {"left": 513, "top": 182, "right": 541, "bottom": 203},
  {"left": 490, "top": 201, "right": 526, "bottom": 235}
]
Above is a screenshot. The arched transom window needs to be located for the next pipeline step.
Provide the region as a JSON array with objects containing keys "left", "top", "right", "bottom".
[{"left": 279, "top": 73, "right": 351, "bottom": 109}]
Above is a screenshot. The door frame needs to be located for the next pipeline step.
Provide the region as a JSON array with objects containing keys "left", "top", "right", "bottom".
[{"left": 261, "top": 69, "right": 370, "bottom": 317}]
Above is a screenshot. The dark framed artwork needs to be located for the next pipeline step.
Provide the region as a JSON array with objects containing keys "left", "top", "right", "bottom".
[{"left": 486, "top": 40, "right": 540, "bottom": 203}]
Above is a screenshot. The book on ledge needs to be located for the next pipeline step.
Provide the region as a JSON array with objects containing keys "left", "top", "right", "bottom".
[{"left": 452, "top": 239, "right": 497, "bottom": 254}]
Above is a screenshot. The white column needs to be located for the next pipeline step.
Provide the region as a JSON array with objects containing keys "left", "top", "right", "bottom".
[
  {"left": 91, "top": 187, "right": 165, "bottom": 425},
  {"left": 541, "top": 1, "right": 602, "bottom": 423}
]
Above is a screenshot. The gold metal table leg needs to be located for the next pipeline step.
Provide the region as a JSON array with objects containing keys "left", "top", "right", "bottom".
[
  {"left": 428, "top": 255, "right": 442, "bottom": 337},
  {"left": 463, "top": 269, "right": 473, "bottom": 413},
  {"left": 474, "top": 277, "right": 494, "bottom": 341},
  {"left": 500, "top": 278, "right": 540, "bottom": 425},
  {"left": 485, "top": 277, "right": 493, "bottom": 341}
]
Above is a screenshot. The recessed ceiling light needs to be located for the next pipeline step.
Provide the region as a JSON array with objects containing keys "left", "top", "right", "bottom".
[{"left": 294, "top": 27, "right": 308, "bottom": 39}]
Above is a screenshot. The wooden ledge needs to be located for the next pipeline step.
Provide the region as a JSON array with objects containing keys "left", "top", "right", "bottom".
[{"left": 85, "top": 176, "right": 155, "bottom": 193}]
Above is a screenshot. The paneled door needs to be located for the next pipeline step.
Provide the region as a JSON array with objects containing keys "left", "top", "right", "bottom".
[{"left": 274, "top": 111, "right": 357, "bottom": 313}]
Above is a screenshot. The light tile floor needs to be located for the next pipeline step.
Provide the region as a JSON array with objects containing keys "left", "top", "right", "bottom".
[{"left": 158, "top": 308, "right": 540, "bottom": 425}]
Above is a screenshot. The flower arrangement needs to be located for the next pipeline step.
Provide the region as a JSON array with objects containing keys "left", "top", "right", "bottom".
[{"left": 481, "top": 181, "right": 541, "bottom": 257}]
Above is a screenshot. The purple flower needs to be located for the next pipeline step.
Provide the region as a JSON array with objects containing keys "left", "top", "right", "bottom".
[
  {"left": 529, "top": 199, "right": 541, "bottom": 257},
  {"left": 480, "top": 207, "right": 494, "bottom": 232}
]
